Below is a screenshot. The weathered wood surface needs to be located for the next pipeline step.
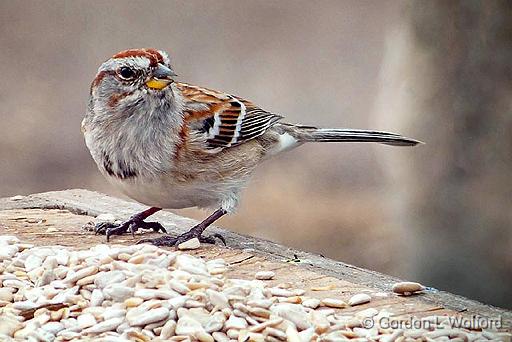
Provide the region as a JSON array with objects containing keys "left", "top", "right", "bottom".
[{"left": 0, "top": 189, "right": 510, "bottom": 329}]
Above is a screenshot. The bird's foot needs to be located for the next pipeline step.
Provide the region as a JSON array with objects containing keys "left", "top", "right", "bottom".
[
  {"left": 136, "top": 226, "right": 225, "bottom": 247},
  {"left": 95, "top": 218, "right": 166, "bottom": 242}
]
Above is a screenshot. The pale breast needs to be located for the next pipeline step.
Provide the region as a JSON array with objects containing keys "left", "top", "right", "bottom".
[
  {"left": 107, "top": 172, "right": 247, "bottom": 212},
  {"left": 109, "top": 138, "right": 266, "bottom": 212}
]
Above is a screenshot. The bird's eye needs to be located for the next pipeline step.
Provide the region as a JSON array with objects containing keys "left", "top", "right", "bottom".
[{"left": 117, "top": 67, "right": 136, "bottom": 80}]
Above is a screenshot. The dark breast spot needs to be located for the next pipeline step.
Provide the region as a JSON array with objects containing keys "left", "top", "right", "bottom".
[
  {"left": 103, "top": 154, "right": 115, "bottom": 177},
  {"left": 102, "top": 151, "right": 137, "bottom": 179}
]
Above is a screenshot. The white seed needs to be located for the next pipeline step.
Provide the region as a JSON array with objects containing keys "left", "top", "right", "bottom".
[
  {"left": 255, "top": 271, "right": 275, "bottom": 280},
  {"left": 298, "top": 327, "right": 316, "bottom": 342},
  {"left": 175, "top": 315, "right": 204, "bottom": 336},
  {"left": 41, "top": 321, "right": 65, "bottom": 335},
  {"left": 77, "top": 313, "right": 97, "bottom": 329},
  {"left": 24, "top": 255, "right": 43, "bottom": 272},
  {"left": 404, "top": 329, "right": 428, "bottom": 339},
  {"left": 169, "top": 279, "right": 191, "bottom": 295},
  {"left": 121, "top": 274, "right": 142, "bottom": 288},
  {"left": 271, "top": 303, "right": 311, "bottom": 330},
  {"left": 124, "top": 297, "right": 144, "bottom": 308},
  {"left": 356, "top": 308, "right": 379, "bottom": 318},
  {"left": 206, "top": 289, "right": 229, "bottom": 309},
  {"left": 285, "top": 326, "right": 301, "bottom": 342},
  {"left": 76, "top": 273, "right": 97, "bottom": 286},
  {"left": 196, "top": 331, "right": 214, "bottom": 342},
  {"left": 204, "top": 312, "right": 225, "bottom": 333},
  {"left": 269, "top": 288, "right": 297, "bottom": 297},
  {"left": 168, "top": 296, "right": 190, "bottom": 310},
  {"left": 160, "top": 319, "right": 177, "bottom": 339},
  {"left": 177, "top": 238, "right": 201, "bottom": 250},
  {"left": 83, "top": 317, "right": 124, "bottom": 334},
  {"left": 226, "top": 329, "right": 239, "bottom": 339},
  {"left": 310, "top": 284, "right": 336, "bottom": 291},
  {"left": 348, "top": 293, "right": 371, "bottom": 306},
  {"left": 302, "top": 298, "right": 321, "bottom": 309},
  {"left": 94, "top": 270, "right": 126, "bottom": 289},
  {"left": 247, "top": 299, "right": 274, "bottom": 309},
  {"left": 12, "top": 300, "right": 39, "bottom": 310},
  {"left": 123, "top": 328, "right": 153, "bottom": 341},
  {"left": 248, "top": 317, "right": 283, "bottom": 332},
  {"left": 65, "top": 265, "right": 98, "bottom": 284},
  {"left": 392, "top": 282, "right": 425, "bottom": 295},
  {"left": 54, "top": 250, "right": 69, "bottom": 266},
  {"left": 0, "top": 235, "right": 20, "bottom": 244},
  {"left": 90, "top": 288, "right": 104, "bottom": 307},
  {"left": 57, "top": 330, "right": 81, "bottom": 339},
  {"left": 310, "top": 310, "right": 331, "bottom": 334},
  {"left": 212, "top": 331, "right": 230, "bottom": 342},
  {"left": 103, "top": 284, "right": 135, "bottom": 302},
  {"left": 380, "top": 329, "right": 404, "bottom": 342},
  {"left": 50, "top": 308, "right": 69, "bottom": 321},
  {"left": 2, "top": 245, "right": 20, "bottom": 261},
  {"left": 103, "top": 308, "right": 126, "bottom": 320},
  {"left": 127, "top": 254, "right": 146, "bottom": 264},
  {"left": 127, "top": 307, "right": 169, "bottom": 326},
  {"left": 0, "top": 236, "right": 484, "bottom": 342},
  {"left": 175, "top": 255, "right": 209, "bottom": 276},
  {"left": 61, "top": 317, "right": 79, "bottom": 330},
  {"left": 321, "top": 298, "right": 347, "bottom": 308},
  {"left": 134, "top": 288, "right": 177, "bottom": 300},
  {"left": 3, "top": 278, "right": 27, "bottom": 289},
  {"left": 116, "top": 322, "right": 131, "bottom": 334},
  {"left": 0, "top": 288, "right": 14, "bottom": 302},
  {"left": 225, "top": 315, "right": 248, "bottom": 330}
]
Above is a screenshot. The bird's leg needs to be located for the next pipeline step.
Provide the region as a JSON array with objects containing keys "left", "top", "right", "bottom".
[
  {"left": 95, "top": 207, "right": 166, "bottom": 241},
  {"left": 137, "top": 208, "right": 227, "bottom": 247}
]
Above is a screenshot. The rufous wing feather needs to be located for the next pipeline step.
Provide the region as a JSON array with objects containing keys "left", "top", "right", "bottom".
[{"left": 177, "top": 83, "right": 282, "bottom": 150}]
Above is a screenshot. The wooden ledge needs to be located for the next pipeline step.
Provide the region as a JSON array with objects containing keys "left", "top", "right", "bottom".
[{"left": 0, "top": 189, "right": 510, "bottom": 329}]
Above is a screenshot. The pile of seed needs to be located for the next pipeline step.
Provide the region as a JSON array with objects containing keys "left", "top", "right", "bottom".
[{"left": 0, "top": 235, "right": 509, "bottom": 342}]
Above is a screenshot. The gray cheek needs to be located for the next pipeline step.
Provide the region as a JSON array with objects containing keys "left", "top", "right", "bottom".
[
  {"left": 98, "top": 77, "right": 132, "bottom": 97},
  {"left": 94, "top": 78, "right": 145, "bottom": 112}
]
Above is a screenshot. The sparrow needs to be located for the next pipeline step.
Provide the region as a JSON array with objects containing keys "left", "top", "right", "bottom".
[{"left": 82, "top": 48, "right": 420, "bottom": 247}]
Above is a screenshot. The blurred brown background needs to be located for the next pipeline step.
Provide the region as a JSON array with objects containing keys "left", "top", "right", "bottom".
[{"left": 0, "top": 1, "right": 510, "bottom": 309}]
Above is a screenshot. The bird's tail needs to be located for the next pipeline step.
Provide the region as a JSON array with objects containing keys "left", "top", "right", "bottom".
[
  {"left": 279, "top": 124, "right": 421, "bottom": 147},
  {"left": 306, "top": 128, "right": 420, "bottom": 146}
]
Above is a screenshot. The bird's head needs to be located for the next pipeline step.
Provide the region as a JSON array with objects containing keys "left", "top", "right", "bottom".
[{"left": 89, "top": 48, "right": 178, "bottom": 119}]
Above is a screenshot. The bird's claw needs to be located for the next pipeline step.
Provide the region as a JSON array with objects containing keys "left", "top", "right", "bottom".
[
  {"left": 203, "top": 233, "right": 226, "bottom": 245},
  {"left": 137, "top": 229, "right": 226, "bottom": 247},
  {"left": 94, "top": 221, "right": 119, "bottom": 235},
  {"left": 94, "top": 218, "right": 166, "bottom": 242},
  {"left": 106, "top": 224, "right": 131, "bottom": 242}
]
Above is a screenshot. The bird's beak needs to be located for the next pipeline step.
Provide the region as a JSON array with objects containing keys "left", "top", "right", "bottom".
[{"left": 145, "top": 64, "right": 176, "bottom": 90}]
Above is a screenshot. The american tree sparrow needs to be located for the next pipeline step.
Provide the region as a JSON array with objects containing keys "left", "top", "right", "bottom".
[{"left": 82, "top": 48, "right": 420, "bottom": 246}]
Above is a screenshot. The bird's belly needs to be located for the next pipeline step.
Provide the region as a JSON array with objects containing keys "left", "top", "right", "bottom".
[{"left": 107, "top": 175, "right": 236, "bottom": 210}]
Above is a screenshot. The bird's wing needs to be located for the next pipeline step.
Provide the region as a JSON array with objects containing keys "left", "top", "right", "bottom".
[{"left": 177, "top": 82, "right": 283, "bottom": 151}]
